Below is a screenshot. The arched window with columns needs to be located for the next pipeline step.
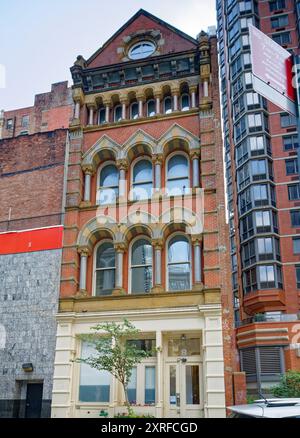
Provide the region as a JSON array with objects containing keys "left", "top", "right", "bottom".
[
  {"left": 132, "top": 158, "right": 153, "bottom": 201},
  {"left": 166, "top": 153, "right": 190, "bottom": 195},
  {"left": 167, "top": 234, "right": 191, "bottom": 291},
  {"left": 130, "top": 238, "right": 153, "bottom": 294},
  {"left": 94, "top": 241, "right": 116, "bottom": 296},
  {"left": 97, "top": 163, "right": 119, "bottom": 205}
]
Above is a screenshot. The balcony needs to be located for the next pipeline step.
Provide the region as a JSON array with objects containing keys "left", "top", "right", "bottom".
[{"left": 237, "top": 313, "right": 300, "bottom": 327}]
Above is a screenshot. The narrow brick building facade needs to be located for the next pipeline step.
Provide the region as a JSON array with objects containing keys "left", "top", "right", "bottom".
[
  {"left": 51, "top": 10, "right": 241, "bottom": 418},
  {"left": 0, "top": 83, "right": 72, "bottom": 417}
]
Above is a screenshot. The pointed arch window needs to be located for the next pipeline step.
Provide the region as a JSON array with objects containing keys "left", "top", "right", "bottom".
[
  {"left": 130, "top": 238, "right": 153, "bottom": 294},
  {"left": 94, "top": 242, "right": 116, "bottom": 296}
]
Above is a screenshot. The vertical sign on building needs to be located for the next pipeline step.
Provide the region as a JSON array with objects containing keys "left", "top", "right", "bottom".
[{"left": 249, "top": 24, "right": 296, "bottom": 116}]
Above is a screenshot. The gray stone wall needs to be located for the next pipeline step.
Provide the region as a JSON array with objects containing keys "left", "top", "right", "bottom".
[{"left": 0, "top": 249, "right": 61, "bottom": 417}]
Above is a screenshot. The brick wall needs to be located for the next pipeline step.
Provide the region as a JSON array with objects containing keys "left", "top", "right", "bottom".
[{"left": 0, "top": 129, "right": 67, "bottom": 231}]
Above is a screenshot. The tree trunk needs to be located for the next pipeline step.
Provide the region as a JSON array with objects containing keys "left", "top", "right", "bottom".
[{"left": 123, "top": 383, "right": 134, "bottom": 417}]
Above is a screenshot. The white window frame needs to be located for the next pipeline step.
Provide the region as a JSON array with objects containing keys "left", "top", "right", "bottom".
[
  {"left": 129, "top": 236, "right": 153, "bottom": 295},
  {"left": 130, "top": 156, "right": 153, "bottom": 201},
  {"left": 127, "top": 359, "right": 157, "bottom": 407},
  {"left": 77, "top": 340, "right": 112, "bottom": 405},
  {"left": 97, "top": 161, "right": 119, "bottom": 205},
  {"left": 128, "top": 41, "right": 156, "bottom": 60},
  {"left": 165, "top": 151, "right": 191, "bottom": 196},
  {"left": 92, "top": 239, "right": 116, "bottom": 297},
  {"left": 166, "top": 232, "right": 192, "bottom": 292}
]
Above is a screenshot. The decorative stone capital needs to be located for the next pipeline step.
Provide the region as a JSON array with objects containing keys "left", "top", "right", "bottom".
[
  {"left": 73, "top": 87, "right": 84, "bottom": 105},
  {"left": 190, "top": 150, "right": 200, "bottom": 160},
  {"left": 189, "top": 85, "right": 198, "bottom": 94},
  {"left": 114, "top": 242, "right": 127, "bottom": 253},
  {"left": 152, "top": 154, "right": 163, "bottom": 166},
  {"left": 153, "top": 88, "right": 163, "bottom": 99},
  {"left": 171, "top": 86, "right": 180, "bottom": 96},
  {"left": 136, "top": 91, "right": 146, "bottom": 102},
  {"left": 119, "top": 95, "right": 129, "bottom": 105},
  {"left": 116, "top": 159, "right": 129, "bottom": 171},
  {"left": 103, "top": 97, "right": 112, "bottom": 107},
  {"left": 87, "top": 102, "right": 97, "bottom": 110},
  {"left": 78, "top": 246, "right": 91, "bottom": 257},
  {"left": 82, "top": 164, "right": 95, "bottom": 175},
  {"left": 152, "top": 238, "right": 164, "bottom": 250},
  {"left": 192, "top": 235, "right": 203, "bottom": 246}
]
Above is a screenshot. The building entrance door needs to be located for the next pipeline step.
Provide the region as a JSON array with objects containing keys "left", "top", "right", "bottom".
[
  {"left": 165, "top": 360, "right": 203, "bottom": 418},
  {"left": 25, "top": 383, "right": 43, "bottom": 418}
]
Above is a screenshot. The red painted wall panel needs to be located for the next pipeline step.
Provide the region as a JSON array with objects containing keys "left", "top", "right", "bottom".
[{"left": 0, "top": 226, "right": 63, "bottom": 255}]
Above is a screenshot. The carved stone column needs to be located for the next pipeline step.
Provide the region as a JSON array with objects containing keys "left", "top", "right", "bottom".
[
  {"left": 113, "top": 242, "right": 127, "bottom": 295},
  {"left": 171, "top": 86, "right": 180, "bottom": 112},
  {"left": 120, "top": 96, "right": 128, "bottom": 120},
  {"left": 78, "top": 247, "right": 91, "bottom": 295},
  {"left": 137, "top": 92, "right": 145, "bottom": 118},
  {"left": 152, "top": 154, "right": 163, "bottom": 192},
  {"left": 116, "top": 159, "right": 128, "bottom": 200},
  {"left": 192, "top": 236, "right": 203, "bottom": 291},
  {"left": 103, "top": 98, "right": 112, "bottom": 123},
  {"left": 82, "top": 165, "right": 95, "bottom": 205},
  {"left": 87, "top": 104, "right": 96, "bottom": 126},
  {"left": 190, "top": 150, "right": 200, "bottom": 188},
  {"left": 151, "top": 239, "right": 164, "bottom": 294}
]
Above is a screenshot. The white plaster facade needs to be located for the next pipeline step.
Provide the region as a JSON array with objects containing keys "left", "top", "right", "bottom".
[{"left": 51, "top": 304, "right": 226, "bottom": 418}]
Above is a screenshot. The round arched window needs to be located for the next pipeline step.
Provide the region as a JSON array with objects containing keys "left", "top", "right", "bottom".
[{"left": 128, "top": 41, "right": 156, "bottom": 60}]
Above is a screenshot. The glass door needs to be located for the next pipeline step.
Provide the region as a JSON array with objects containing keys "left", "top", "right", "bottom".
[{"left": 165, "top": 361, "right": 203, "bottom": 418}]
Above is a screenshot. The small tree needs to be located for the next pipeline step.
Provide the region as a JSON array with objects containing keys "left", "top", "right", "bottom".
[
  {"left": 75, "top": 319, "right": 151, "bottom": 416},
  {"left": 272, "top": 371, "right": 300, "bottom": 398}
]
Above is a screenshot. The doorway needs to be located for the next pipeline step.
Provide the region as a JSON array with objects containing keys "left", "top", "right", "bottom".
[{"left": 25, "top": 383, "right": 43, "bottom": 418}]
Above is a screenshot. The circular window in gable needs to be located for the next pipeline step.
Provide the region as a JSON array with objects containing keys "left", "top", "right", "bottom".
[{"left": 128, "top": 41, "right": 156, "bottom": 60}]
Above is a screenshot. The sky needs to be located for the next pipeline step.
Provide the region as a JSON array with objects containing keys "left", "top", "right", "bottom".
[{"left": 0, "top": 0, "right": 216, "bottom": 111}]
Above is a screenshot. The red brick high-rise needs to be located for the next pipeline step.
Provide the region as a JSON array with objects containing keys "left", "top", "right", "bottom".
[{"left": 217, "top": 0, "right": 300, "bottom": 396}]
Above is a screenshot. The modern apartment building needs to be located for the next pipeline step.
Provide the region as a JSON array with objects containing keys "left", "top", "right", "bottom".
[
  {"left": 50, "top": 9, "right": 243, "bottom": 418},
  {"left": 216, "top": 0, "right": 300, "bottom": 395},
  {"left": 0, "top": 82, "right": 73, "bottom": 417}
]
